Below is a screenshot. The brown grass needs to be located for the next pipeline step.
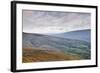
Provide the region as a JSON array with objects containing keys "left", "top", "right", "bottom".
[{"left": 22, "top": 48, "right": 81, "bottom": 63}]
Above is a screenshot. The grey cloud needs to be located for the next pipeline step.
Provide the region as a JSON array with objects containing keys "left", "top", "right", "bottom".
[{"left": 23, "top": 10, "right": 91, "bottom": 33}]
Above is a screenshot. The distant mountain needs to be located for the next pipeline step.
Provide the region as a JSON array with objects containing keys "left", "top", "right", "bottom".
[
  {"left": 50, "top": 29, "right": 91, "bottom": 42},
  {"left": 23, "top": 32, "right": 91, "bottom": 59}
]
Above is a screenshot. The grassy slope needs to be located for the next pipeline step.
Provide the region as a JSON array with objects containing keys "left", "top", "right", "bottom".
[{"left": 22, "top": 48, "right": 81, "bottom": 63}]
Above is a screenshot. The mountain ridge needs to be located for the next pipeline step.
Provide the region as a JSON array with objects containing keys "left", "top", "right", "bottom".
[{"left": 49, "top": 29, "right": 90, "bottom": 42}]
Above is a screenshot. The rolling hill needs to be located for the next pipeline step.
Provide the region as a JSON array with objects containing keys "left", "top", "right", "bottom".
[{"left": 22, "top": 32, "right": 91, "bottom": 63}]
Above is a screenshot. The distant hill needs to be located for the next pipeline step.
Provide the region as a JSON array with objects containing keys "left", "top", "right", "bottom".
[{"left": 50, "top": 29, "right": 91, "bottom": 42}]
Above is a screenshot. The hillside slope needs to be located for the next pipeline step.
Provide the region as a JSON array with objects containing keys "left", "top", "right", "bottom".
[{"left": 22, "top": 32, "right": 91, "bottom": 63}]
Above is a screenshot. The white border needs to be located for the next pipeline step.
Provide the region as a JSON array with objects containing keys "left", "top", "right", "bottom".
[{"left": 16, "top": 4, "right": 96, "bottom": 70}]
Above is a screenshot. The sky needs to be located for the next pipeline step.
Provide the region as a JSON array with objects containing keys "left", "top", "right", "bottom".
[{"left": 23, "top": 10, "right": 91, "bottom": 34}]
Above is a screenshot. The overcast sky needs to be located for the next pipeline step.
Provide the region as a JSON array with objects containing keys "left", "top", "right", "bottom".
[{"left": 22, "top": 10, "right": 91, "bottom": 34}]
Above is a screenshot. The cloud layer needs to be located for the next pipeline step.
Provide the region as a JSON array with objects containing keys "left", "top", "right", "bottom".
[{"left": 23, "top": 10, "right": 91, "bottom": 34}]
